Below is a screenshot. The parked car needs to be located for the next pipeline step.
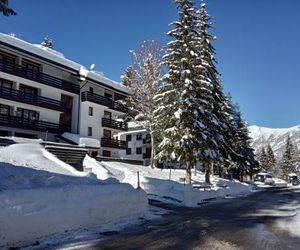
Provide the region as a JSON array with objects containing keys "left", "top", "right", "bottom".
[
  {"left": 254, "top": 173, "right": 273, "bottom": 183},
  {"left": 288, "top": 173, "right": 299, "bottom": 186}
]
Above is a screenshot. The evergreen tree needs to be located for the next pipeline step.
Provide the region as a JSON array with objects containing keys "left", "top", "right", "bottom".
[
  {"left": 195, "top": 0, "right": 235, "bottom": 183},
  {"left": 280, "top": 135, "right": 297, "bottom": 178},
  {"left": 121, "top": 40, "right": 163, "bottom": 168},
  {"left": 258, "top": 147, "right": 268, "bottom": 172},
  {"left": 0, "top": 0, "right": 16, "bottom": 16},
  {"left": 266, "top": 144, "right": 276, "bottom": 174},
  {"left": 154, "top": 0, "right": 219, "bottom": 184},
  {"left": 229, "top": 102, "right": 258, "bottom": 180},
  {"left": 41, "top": 36, "right": 54, "bottom": 49}
]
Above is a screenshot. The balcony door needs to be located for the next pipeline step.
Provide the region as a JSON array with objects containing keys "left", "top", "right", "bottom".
[
  {"left": 104, "top": 111, "right": 111, "bottom": 120},
  {"left": 22, "top": 59, "right": 41, "bottom": 80},
  {"left": 103, "top": 129, "right": 111, "bottom": 138},
  {"left": 59, "top": 94, "right": 73, "bottom": 132},
  {"left": 16, "top": 108, "right": 39, "bottom": 121},
  {"left": 0, "top": 104, "right": 10, "bottom": 115}
]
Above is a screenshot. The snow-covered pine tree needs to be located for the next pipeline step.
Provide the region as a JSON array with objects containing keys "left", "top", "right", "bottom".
[
  {"left": 121, "top": 40, "right": 163, "bottom": 168},
  {"left": 257, "top": 147, "right": 268, "bottom": 172},
  {"left": 266, "top": 144, "right": 276, "bottom": 174},
  {"left": 41, "top": 36, "right": 54, "bottom": 49},
  {"left": 229, "top": 102, "right": 258, "bottom": 180},
  {"left": 195, "top": 0, "right": 237, "bottom": 182},
  {"left": 280, "top": 135, "right": 297, "bottom": 178},
  {"left": 154, "top": 0, "right": 219, "bottom": 184},
  {"left": 0, "top": 0, "right": 16, "bottom": 16}
]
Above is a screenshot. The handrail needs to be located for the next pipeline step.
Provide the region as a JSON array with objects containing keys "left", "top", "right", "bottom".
[
  {"left": 102, "top": 117, "right": 128, "bottom": 131},
  {"left": 101, "top": 137, "right": 127, "bottom": 149},
  {"left": 0, "top": 113, "right": 63, "bottom": 133},
  {"left": 81, "top": 91, "right": 128, "bottom": 113},
  {"left": 0, "top": 60, "right": 80, "bottom": 94},
  {"left": 0, "top": 86, "right": 65, "bottom": 112}
]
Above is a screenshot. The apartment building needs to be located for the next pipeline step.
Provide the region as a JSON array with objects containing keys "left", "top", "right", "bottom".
[
  {"left": 0, "top": 33, "right": 129, "bottom": 157},
  {"left": 118, "top": 127, "right": 151, "bottom": 165}
]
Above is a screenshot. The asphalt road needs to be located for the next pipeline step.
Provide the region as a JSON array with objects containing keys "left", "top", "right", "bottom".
[{"left": 57, "top": 188, "right": 300, "bottom": 250}]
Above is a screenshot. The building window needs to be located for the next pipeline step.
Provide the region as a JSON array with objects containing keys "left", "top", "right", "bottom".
[
  {"left": 136, "top": 147, "right": 142, "bottom": 155},
  {"left": 104, "top": 92, "right": 113, "bottom": 99},
  {"left": 0, "top": 104, "right": 10, "bottom": 115},
  {"left": 88, "top": 127, "right": 92, "bottom": 136},
  {"left": 19, "top": 84, "right": 38, "bottom": 96},
  {"left": 104, "top": 111, "right": 111, "bottom": 119},
  {"left": 15, "top": 132, "right": 37, "bottom": 139},
  {"left": 89, "top": 87, "right": 94, "bottom": 93},
  {"left": 16, "top": 108, "right": 39, "bottom": 120},
  {"left": 0, "top": 130, "right": 12, "bottom": 136},
  {"left": 126, "top": 134, "right": 132, "bottom": 142},
  {"left": 0, "top": 51, "right": 16, "bottom": 64},
  {"left": 136, "top": 133, "right": 142, "bottom": 140},
  {"left": 22, "top": 59, "right": 41, "bottom": 72},
  {"left": 88, "top": 107, "right": 93, "bottom": 116},
  {"left": 126, "top": 148, "right": 131, "bottom": 155},
  {"left": 115, "top": 93, "right": 126, "bottom": 101},
  {"left": 103, "top": 129, "right": 111, "bottom": 138},
  {"left": 0, "top": 78, "right": 13, "bottom": 89}
]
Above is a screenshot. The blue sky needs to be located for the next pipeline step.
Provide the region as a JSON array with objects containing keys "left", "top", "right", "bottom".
[{"left": 2, "top": 0, "right": 300, "bottom": 128}]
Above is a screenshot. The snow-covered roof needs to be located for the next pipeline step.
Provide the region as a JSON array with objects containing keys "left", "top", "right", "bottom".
[
  {"left": 0, "top": 33, "right": 129, "bottom": 94},
  {"left": 118, "top": 129, "right": 147, "bottom": 136},
  {"left": 0, "top": 33, "right": 81, "bottom": 71},
  {"left": 288, "top": 173, "right": 298, "bottom": 177}
]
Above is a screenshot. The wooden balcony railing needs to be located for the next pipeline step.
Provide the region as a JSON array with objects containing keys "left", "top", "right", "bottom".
[
  {"left": 101, "top": 137, "right": 127, "bottom": 149},
  {"left": 0, "top": 60, "right": 80, "bottom": 94},
  {"left": 81, "top": 91, "right": 128, "bottom": 113},
  {"left": 102, "top": 117, "right": 128, "bottom": 131},
  {"left": 0, "top": 86, "right": 65, "bottom": 112},
  {"left": 0, "top": 113, "right": 63, "bottom": 133}
]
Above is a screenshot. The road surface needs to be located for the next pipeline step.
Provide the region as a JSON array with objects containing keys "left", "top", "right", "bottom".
[{"left": 56, "top": 188, "right": 300, "bottom": 250}]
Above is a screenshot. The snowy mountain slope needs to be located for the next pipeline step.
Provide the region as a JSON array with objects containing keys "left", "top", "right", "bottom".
[{"left": 248, "top": 125, "right": 300, "bottom": 159}]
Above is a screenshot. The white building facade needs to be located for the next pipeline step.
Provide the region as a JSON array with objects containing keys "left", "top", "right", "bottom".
[
  {"left": 0, "top": 33, "right": 129, "bottom": 157},
  {"left": 118, "top": 129, "right": 151, "bottom": 166}
]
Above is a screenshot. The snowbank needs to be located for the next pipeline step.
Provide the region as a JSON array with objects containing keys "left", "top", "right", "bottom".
[
  {"left": 0, "top": 143, "right": 87, "bottom": 176},
  {"left": 0, "top": 145, "right": 148, "bottom": 248},
  {"left": 0, "top": 183, "right": 147, "bottom": 248},
  {"left": 83, "top": 155, "right": 118, "bottom": 184},
  {"left": 62, "top": 132, "right": 100, "bottom": 148},
  {"left": 97, "top": 162, "right": 254, "bottom": 207}
]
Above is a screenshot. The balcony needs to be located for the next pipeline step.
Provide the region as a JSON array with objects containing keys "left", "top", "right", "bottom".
[
  {"left": 0, "top": 86, "right": 65, "bottom": 112},
  {"left": 102, "top": 117, "right": 128, "bottom": 131},
  {"left": 0, "top": 113, "right": 63, "bottom": 133},
  {"left": 0, "top": 60, "right": 80, "bottom": 94},
  {"left": 81, "top": 91, "right": 128, "bottom": 113},
  {"left": 101, "top": 137, "right": 127, "bottom": 149}
]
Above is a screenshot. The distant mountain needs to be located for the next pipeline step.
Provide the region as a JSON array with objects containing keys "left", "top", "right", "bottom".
[{"left": 248, "top": 125, "right": 300, "bottom": 160}]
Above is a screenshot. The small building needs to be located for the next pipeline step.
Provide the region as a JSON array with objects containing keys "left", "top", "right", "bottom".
[{"left": 118, "top": 128, "right": 151, "bottom": 166}]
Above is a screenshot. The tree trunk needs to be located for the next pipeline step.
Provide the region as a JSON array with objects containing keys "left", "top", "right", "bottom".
[
  {"left": 194, "top": 164, "right": 197, "bottom": 176},
  {"left": 150, "top": 133, "right": 155, "bottom": 169},
  {"left": 205, "top": 162, "right": 211, "bottom": 184},
  {"left": 186, "top": 160, "right": 192, "bottom": 184}
]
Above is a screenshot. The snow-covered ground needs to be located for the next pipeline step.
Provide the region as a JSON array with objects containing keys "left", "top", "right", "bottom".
[
  {"left": 0, "top": 144, "right": 148, "bottom": 249},
  {"left": 85, "top": 157, "right": 255, "bottom": 207}
]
